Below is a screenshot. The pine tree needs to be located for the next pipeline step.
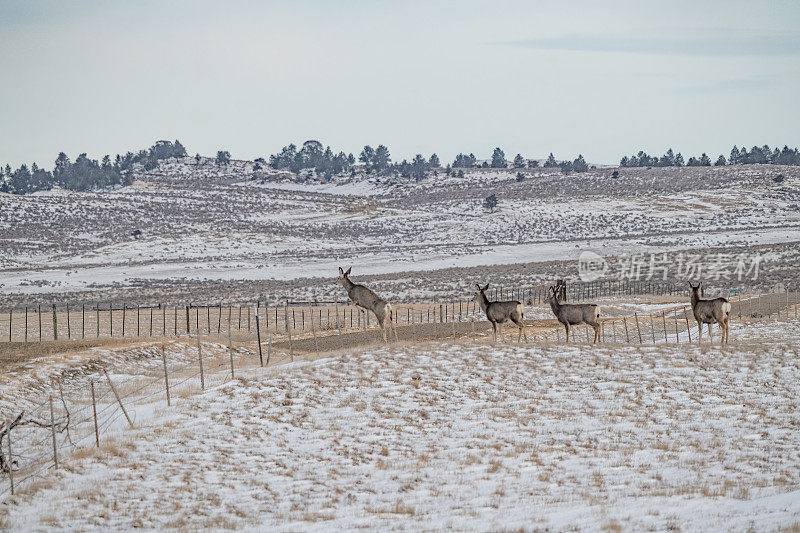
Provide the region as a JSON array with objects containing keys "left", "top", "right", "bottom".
[
  {"left": 216, "top": 150, "right": 231, "bottom": 166},
  {"left": 513, "top": 154, "right": 525, "bottom": 168},
  {"left": 491, "top": 147, "right": 507, "bottom": 168},
  {"left": 544, "top": 153, "right": 557, "bottom": 167},
  {"left": 428, "top": 153, "right": 441, "bottom": 168},
  {"left": 674, "top": 153, "right": 685, "bottom": 167},
  {"left": 572, "top": 154, "right": 588, "bottom": 172},
  {"left": 729, "top": 145, "right": 740, "bottom": 165},
  {"left": 714, "top": 154, "right": 727, "bottom": 166},
  {"left": 373, "top": 145, "right": 391, "bottom": 174}
]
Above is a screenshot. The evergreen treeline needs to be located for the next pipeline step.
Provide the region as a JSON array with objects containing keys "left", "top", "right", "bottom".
[
  {"left": 621, "top": 144, "right": 800, "bottom": 167},
  {"left": 1, "top": 140, "right": 186, "bottom": 194}
]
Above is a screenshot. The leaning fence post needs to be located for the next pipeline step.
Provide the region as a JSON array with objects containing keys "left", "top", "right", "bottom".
[
  {"left": 5, "top": 420, "right": 13, "bottom": 495},
  {"left": 634, "top": 313, "right": 643, "bottom": 344},
  {"left": 197, "top": 335, "right": 204, "bottom": 390},
  {"left": 623, "top": 317, "right": 630, "bottom": 343},
  {"left": 162, "top": 346, "right": 171, "bottom": 406},
  {"left": 49, "top": 395, "right": 59, "bottom": 469},
  {"left": 103, "top": 368, "right": 134, "bottom": 428},
  {"left": 255, "top": 313, "right": 264, "bottom": 367},
  {"left": 90, "top": 380, "right": 100, "bottom": 447},
  {"left": 683, "top": 307, "right": 692, "bottom": 343}
]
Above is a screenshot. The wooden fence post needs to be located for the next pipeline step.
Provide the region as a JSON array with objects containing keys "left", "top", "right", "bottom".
[
  {"left": 335, "top": 300, "right": 344, "bottom": 350},
  {"left": 267, "top": 334, "right": 272, "bottom": 366},
  {"left": 82, "top": 304, "right": 85, "bottom": 339},
  {"left": 309, "top": 302, "right": 319, "bottom": 356},
  {"left": 38, "top": 304, "right": 42, "bottom": 342},
  {"left": 103, "top": 369, "right": 134, "bottom": 428},
  {"left": 162, "top": 346, "right": 171, "bottom": 406},
  {"left": 49, "top": 395, "right": 58, "bottom": 469},
  {"left": 25, "top": 307, "right": 28, "bottom": 343},
  {"left": 255, "top": 313, "right": 264, "bottom": 367},
  {"left": 683, "top": 307, "right": 692, "bottom": 343},
  {"left": 90, "top": 380, "right": 100, "bottom": 447},
  {"left": 66, "top": 303, "right": 71, "bottom": 339},
  {"left": 634, "top": 313, "right": 643, "bottom": 344},
  {"left": 7, "top": 310, "right": 10, "bottom": 342},
  {"left": 623, "top": 317, "right": 630, "bottom": 343},
  {"left": 662, "top": 313, "right": 668, "bottom": 343},
  {"left": 674, "top": 309, "right": 680, "bottom": 343},
  {"left": 52, "top": 303, "right": 58, "bottom": 341}
]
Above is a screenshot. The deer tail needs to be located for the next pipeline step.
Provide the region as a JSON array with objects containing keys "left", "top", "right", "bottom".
[{"left": 722, "top": 301, "right": 731, "bottom": 317}]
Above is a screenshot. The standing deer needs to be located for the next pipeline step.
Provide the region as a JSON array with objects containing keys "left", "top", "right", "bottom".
[
  {"left": 547, "top": 286, "right": 601, "bottom": 344},
  {"left": 471, "top": 283, "right": 527, "bottom": 342},
  {"left": 688, "top": 281, "right": 730, "bottom": 344},
  {"left": 337, "top": 267, "right": 398, "bottom": 343}
]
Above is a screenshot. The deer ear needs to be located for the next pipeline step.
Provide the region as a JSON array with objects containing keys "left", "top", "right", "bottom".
[
  {"left": 339, "top": 267, "right": 343, "bottom": 275},
  {"left": 475, "top": 283, "right": 481, "bottom": 290},
  {"left": 483, "top": 283, "right": 490, "bottom": 291},
  {"left": 345, "top": 267, "right": 352, "bottom": 276}
]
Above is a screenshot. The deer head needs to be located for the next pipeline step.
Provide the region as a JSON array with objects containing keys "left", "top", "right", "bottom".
[
  {"left": 338, "top": 266, "right": 352, "bottom": 287},
  {"left": 547, "top": 285, "right": 558, "bottom": 302},
  {"left": 471, "top": 283, "right": 489, "bottom": 302},
  {"left": 688, "top": 281, "right": 702, "bottom": 293}
]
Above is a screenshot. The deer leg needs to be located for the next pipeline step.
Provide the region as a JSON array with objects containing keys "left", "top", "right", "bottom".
[
  {"left": 390, "top": 320, "right": 399, "bottom": 343},
  {"left": 593, "top": 324, "right": 600, "bottom": 344},
  {"left": 491, "top": 322, "right": 497, "bottom": 344},
  {"left": 564, "top": 323, "right": 570, "bottom": 344},
  {"left": 698, "top": 323, "right": 702, "bottom": 344},
  {"left": 707, "top": 323, "right": 713, "bottom": 344}
]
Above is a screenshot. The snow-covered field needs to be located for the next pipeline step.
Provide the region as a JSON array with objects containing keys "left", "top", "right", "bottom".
[
  {"left": 2, "top": 159, "right": 799, "bottom": 306},
  {"left": 2, "top": 319, "right": 799, "bottom": 531}
]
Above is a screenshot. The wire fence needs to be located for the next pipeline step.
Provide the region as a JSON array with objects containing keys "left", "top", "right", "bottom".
[{"left": 1, "top": 288, "right": 798, "bottom": 499}]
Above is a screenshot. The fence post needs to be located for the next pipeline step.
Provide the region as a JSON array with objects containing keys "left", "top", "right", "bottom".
[
  {"left": 612, "top": 320, "right": 617, "bottom": 343},
  {"left": 52, "top": 303, "right": 58, "bottom": 341},
  {"left": 683, "top": 307, "right": 692, "bottom": 343},
  {"left": 634, "top": 313, "right": 643, "bottom": 344},
  {"left": 5, "top": 420, "right": 13, "bottom": 495},
  {"left": 82, "top": 304, "right": 85, "bottom": 339},
  {"left": 662, "top": 313, "right": 668, "bottom": 343},
  {"left": 227, "top": 319, "right": 235, "bottom": 379},
  {"left": 674, "top": 309, "right": 680, "bottom": 343},
  {"left": 38, "top": 304, "right": 42, "bottom": 342},
  {"left": 623, "top": 317, "right": 630, "bottom": 343},
  {"left": 162, "top": 346, "right": 171, "bottom": 406},
  {"left": 309, "top": 302, "right": 319, "bottom": 356},
  {"left": 255, "top": 313, "right": 264, "bottom": 367},
  {"left": 49, "top": 395, "right": 59, "bottom": 469},
  {"left": 197, "top": 335, "right": 204, "bottom": 390},
  {"left": 90, "top": 380, "right": 99, "bottom": 447},
  {"left": 25, "top": 307, "right": 28, "bottom": 343},
  {"left": 335, "top": 300, "right": 344, "bottom": 350},
  {"left": 66, "top": 303, "right": 71, "bottom": 339},
  {"left": 7, "top": 309, "right": 10, "bottom": 342},
  {"left": 288, "top": 309, "right": 294, "bottom": 362},
  {"left": 103, "top": 368, "right": 134, "bottom": 428}
]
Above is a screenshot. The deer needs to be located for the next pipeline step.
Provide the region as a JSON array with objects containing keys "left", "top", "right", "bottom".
[
  {"left": 688, "top": 281, "right": 730, "bottom": 344},
  {"left": 337, "top": 267, "right": 398, "bottom": 343},
  {"left": 547, "top": 285, "right": 601, "bottom": 344},
  {"left": 471, "top": 283, "right": 527, "bottom": 343}
]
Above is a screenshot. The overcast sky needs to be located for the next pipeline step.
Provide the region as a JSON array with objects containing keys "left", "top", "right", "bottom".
[{"left": 1, "top": 0, "right": 798, "bottom": 168}]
